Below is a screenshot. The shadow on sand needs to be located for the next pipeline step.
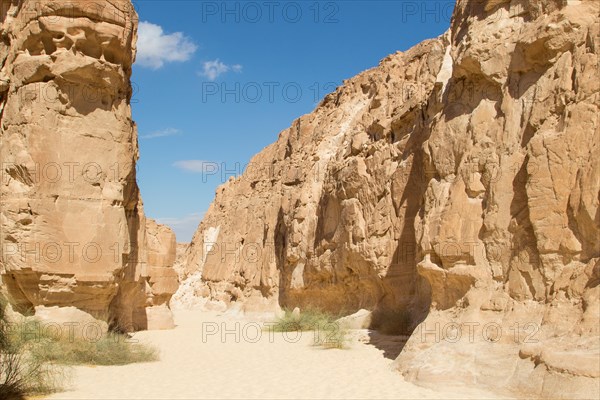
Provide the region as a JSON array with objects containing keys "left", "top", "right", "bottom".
[{"left": 366, "top": 331, "right": 410, "bottom": 360}]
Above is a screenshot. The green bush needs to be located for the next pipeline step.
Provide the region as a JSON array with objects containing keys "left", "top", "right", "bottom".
[
  {"left": 312, "top": 323, "right": 350, "bottom": 349},
  {"left": 0, "top": 350, "right": 61, "bottom": 398},
  {"left": 1, "top": 299, "right": 159, "bottom": 399},
  {"left": 271, "top": 308, "right": 349, "bottom": 349},
  {"left": 7, "top": 319, "right": 158, "bottom": 366},
  {"left": 1, "top": 299, "right": 62, "bottom": 399},
  {"left": 271, "top": 308, "right": 336, "bottom": 332}
]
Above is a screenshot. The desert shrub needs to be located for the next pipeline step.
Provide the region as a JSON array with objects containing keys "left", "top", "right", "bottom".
[
  {"left": 8, "top": 320, "right": 158, "bottom": 366},
  {"left": 271, "top": 308, "right": 336, "bottom": 332},
  {"left": 1, "top": 299, "right": 158, "bottom": 399},
  {"left": 312, "top": 322, "right": 350, "bottom": 349},
  {"left": 369, "top": 308, "right": 413, "bottom": 336},
  {"left": 31, "top": 332, "right": 158, "bottom": 366},
  {"left": 271, "top": 308, "right": 349, "bottom": 349},
  {"left": 0, "top": 298, "right": 62, "bottom": 399},
  {"left": 0, "top": 350, "right": 60, "bottom": 398}
]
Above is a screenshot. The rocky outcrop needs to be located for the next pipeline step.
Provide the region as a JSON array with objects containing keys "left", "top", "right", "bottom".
[
  {"left": 180, "top": 36, "right": 447, "bottom": 313},
  {"left": 144, "top": 219, "right": 178, "bottom": 329},
  {"left": 392, "top": 1, "right": 600, "bottom": 397},
  {"left": 172, "top": 242, "right": 189, "bottom": 281},
  {"left": 0, "top": 0, "right": 178, "bottom": 331},
  {"left": 180, "top": 0, "right": 599, "bottom": 397}
]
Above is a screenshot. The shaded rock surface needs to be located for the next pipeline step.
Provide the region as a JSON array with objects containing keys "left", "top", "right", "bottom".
[
  {"left": 0, "top": 0, "right": 178, "bottom": 330},
  {"left": 179, "top": 0, "right": 599, "bottom": 397}
]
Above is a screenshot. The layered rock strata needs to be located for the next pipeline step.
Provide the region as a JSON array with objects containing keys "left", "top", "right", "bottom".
[
  {"left": 0, "top": 0, "right": 178, "bottom": 331},
  {"left": 179, "top": 0, "right": 599, "bottom": 397}
]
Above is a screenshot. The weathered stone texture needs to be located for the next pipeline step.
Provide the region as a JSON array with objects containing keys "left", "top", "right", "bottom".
[
  {"left": 0, "top": 0, "right": 178, "bottom": 331},
  {"left": 179, "top": 0, "right": 599, "bottom": 396}
]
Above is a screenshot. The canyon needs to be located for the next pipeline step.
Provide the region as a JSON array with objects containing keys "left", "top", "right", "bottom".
[
  {"left": 177, "top": 0, "right": 600, "bottom": 397},
  {"left": 0, "top": 0, "right": 599, "bottom": 399}
]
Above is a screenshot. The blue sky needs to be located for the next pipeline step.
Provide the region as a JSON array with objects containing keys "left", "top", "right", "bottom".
[{"left": 132, "top": 0, "right": 453, "bottom": 241}]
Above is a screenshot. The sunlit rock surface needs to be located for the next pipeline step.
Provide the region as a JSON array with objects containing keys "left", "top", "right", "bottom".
[
  {"left": 0, "top": 0, "right": 178, "bottom": 331},
  {"left": 179, "top": 0, "right": 599, "bottom": 397}
]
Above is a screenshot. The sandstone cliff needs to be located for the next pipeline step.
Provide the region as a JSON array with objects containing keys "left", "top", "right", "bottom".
[
  {"left": 179, "top": 0, "right": 599, "bottom": 397},
  {"left": 0, "top": 0, "right": 178, "bottom": 331}
]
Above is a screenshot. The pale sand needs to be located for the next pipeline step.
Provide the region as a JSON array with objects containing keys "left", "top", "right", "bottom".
[{"left": 48, "top": 310, "right": 508, "bottom": 399}]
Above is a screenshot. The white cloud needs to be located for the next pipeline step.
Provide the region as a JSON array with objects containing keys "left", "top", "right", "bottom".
[
  {"left": 140, "top": 128, "right": 180, "bottom": 139},
  {"left": 173, "top": 160, "right": 218, "bottom": 173},
  {"left": 200, "top": 59, "right": 243, "bottom": 81},
  {"left": 136, "top": 21, "right": 197, "bottom": 69},
  {"left": 156, "top": 213, "right": 205, "bottom": 242}
]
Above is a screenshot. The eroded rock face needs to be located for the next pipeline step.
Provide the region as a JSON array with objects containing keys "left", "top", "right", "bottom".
[
  {"left": 393, "top": 1, "right": 600, "bottom": 397},
  {"left": 0, "top": 0, "right": 178, "bottom": 331},
  {"left": 180, "top": 37, "right": 449, "bottom": 314},
  {"left": 180, "top": 0, "right": 598, "bottom": 396},
  {"left": 144, "top": 219, "right": 178, "bottom": 329}
]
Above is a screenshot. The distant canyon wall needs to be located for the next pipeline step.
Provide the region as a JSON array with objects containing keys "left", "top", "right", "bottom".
[{"left": 0, "top": 0, "right": 178, "bottom": 331}]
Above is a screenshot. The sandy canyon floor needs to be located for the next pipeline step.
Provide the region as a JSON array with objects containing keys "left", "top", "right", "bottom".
[{"left": 46, "top": 310, "right": 509, "bottom": 399}]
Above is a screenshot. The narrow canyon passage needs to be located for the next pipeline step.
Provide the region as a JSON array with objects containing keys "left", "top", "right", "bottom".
[
  {"left": 2, "top": 0, "right": 598, "bottom": 398},
  {"left": 48, "top": 310, "right": 505, "bottom": 400}
]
